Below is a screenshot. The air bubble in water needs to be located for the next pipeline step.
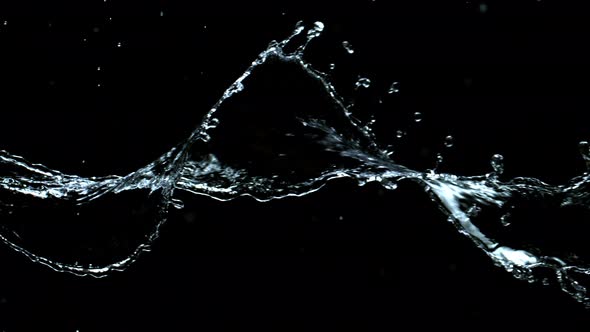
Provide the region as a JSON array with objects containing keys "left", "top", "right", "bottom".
[
  {"left": 491, "top": 154, "right": 504, "bottom": 175},
  {"left": 388, "top": 82, "right": 400, "bottom": 94},
  {"left": 444, "top": 135, "right": 454, "bottom": 148},
  {"left": 355, "top": 77, "right": 371, "bottom": 89},
  {"left": 413, "top": 112, "right": 423, "bottom": 123},
  {"left": 342, "top": 41, "right": 354, "bottom": 54}
]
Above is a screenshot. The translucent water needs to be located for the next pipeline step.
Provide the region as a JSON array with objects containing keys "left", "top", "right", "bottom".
[{"left": 1, "top": 22, "right": 590, "bottom": 307}]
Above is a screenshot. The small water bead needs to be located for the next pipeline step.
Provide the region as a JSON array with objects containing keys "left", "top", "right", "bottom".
[
  {"left": 578, "top": 141, "right": 590, "bottom": 170},
  {"left": 435, "top": 153, "right": 444, "bottom": 169},
  {"left": 342, "top": 41, "right": 354, "bottom": 54},
  {"left": 97, "top": 66, "right": 101, "bottom": 72},
  {"left": 388, "top": 81, "right": 400, "bottom": 94},
  {"left": 467, "top": 205, "right": 481, "bottom": 218},
  {"left": 413, "top": 112, "right": 423, "bottom": 123},
  {"left": 396, "top": 130, "right": 405, "bottom": 139},
  {"left": 170, "top": 198, "right": 184, "bottom": 210},
  {"left": 479, "top": 3, "right": 488, "bottom": 13},
  {"left": 491, "top": 154, "right": 504, "bottom": 175},
  {"left": 500, "top": 213, "right": 511, "bottom": 227},
  {"left": 307, "top": 21, "right": 324, "bottom": 38},
  {"left": 329, "top": 63, "right": 335, "bottom": 70},
  {"left": 355, "top": 77, "right": 371, "bottom": 89},
  {"left": 444, "top": 135, "right": 454, "bottom": 148},
  {"left": 116, "top": 42, "right": 122, "bottom": 48},
  {"left": 3, "top": 21, "right": 7, "bottom": 26}
]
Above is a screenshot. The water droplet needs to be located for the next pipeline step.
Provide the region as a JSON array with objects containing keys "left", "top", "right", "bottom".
[
  {"left": 2, "top": 21, "right": 7, "bottom": 26},
  {"left": 307, "top": 21, "right": 324, "bottom": 38},
  {"left": 435, "top": 153, "right": 444, "bottom": 167},
  {"left": 578, "top": 141, "right": 590, "bottom": 171},
  {"left": 388, "top": 81, "right": 400, "bottom": 94},
  {"left": 355, "top": 77, "right": 371, "bottom": 89},
  {"left": 396, "top": 130, "right": 405, "bottom": 139},
  {"left": 171, "top": 198, "right": 184, "bottom": 210},
  {"left": 160, "top": 10, "right": 164, "bottom": 17},
  {"left": 116, "top": 42, "right": 122, "bottom": 48},
  {"left": 444, "top": 135, "right": 454, "bottom": 148},
  {"left": 413, "top": 112, "right": 422, "bottom": 123},
  {"left": 338, "top": 216, "right": 344, "bottom": 221},
  {"left": 500, "top": 213, "right": 511, "bottom": 226},
  {"left": 97, "top": 66, "right": 101, "bottom": 71},
  {"left": 97, "top": 83, "right": 101, "bottom": 88},
  {"left": 467, "top": 205, "right": 481, "bottom": 217},
  {"left": 329, "top": 63, "right": 335, "bottom": 70},
  {"left": 491, "top": 154, "right": 504, "bottom": 175},
  {"left": 342, "top": 41, "right": 354, "bottom": 54},
  {"left": 479, "top": 3, "right": 488, "bottom": 13}
]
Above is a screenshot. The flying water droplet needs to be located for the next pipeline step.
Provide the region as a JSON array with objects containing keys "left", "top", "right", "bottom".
[
  {"left": 355, "top": 77, "right": 371, "bottom": 89},
  {"left": 479, "top": 3, "right": 489, "bottom": 13},
  {"left": 444, "top": 135, "right": 454, "bottom": 148},
  {"left": 396, "top": 130, "right": 405, "bottom": 139},
  {"left": 467, "top": 205, "right": 481, "bottom": 217},
  {"left": 342, "top": 41, "right": 354, "bottom": 54},
  {"left": 413, "top": 112, "right": 422, "bottom": 123},
  {"left": 171, "top": 198, "right": 184, "bottom": 210},
  {"left": 388, "top": 81, "right": 400, "bottom": 94},
  {"left": 435, "top": 153, "right": 444, "bottom": 169},
  {"left": 307, "top": 21, "right": 324, "bottom": 38},
  {"left": 116, "top": 42, "right": 122, "bottom": 48},
  {"left": 329, "top": 63, "right": 335, "bottom": 70},
  {"left": 579, "top": 141, "right": 590, "bottom": 171},
  {"left": 491, "top": 154, "right": 504, "bottom": 176},
  {"left": 500, "top": 213, "right": 511, "bottom": 226}
]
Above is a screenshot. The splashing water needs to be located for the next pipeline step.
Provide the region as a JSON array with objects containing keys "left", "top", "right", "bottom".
[{"left": 1, "top": 22, "right": 590, "bottom": 307}]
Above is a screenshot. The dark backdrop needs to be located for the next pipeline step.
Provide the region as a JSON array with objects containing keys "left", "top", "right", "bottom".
[{"left": 0, "top": 0, "right": 590, "bottom": 330}]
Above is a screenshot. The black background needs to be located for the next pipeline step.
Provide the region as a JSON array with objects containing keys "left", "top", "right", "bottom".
[{"left": 1, "top": 0, "right": 590, "bottom": 330}]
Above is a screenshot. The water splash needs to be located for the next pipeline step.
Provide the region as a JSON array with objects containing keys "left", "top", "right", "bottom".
[{"left": 1, "top": 22, "right": 590, "bottom": 307}]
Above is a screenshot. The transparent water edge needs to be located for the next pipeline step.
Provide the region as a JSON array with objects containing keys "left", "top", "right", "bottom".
[{"left": 0, "top": 22, "right": 589, "bottom": 306}]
